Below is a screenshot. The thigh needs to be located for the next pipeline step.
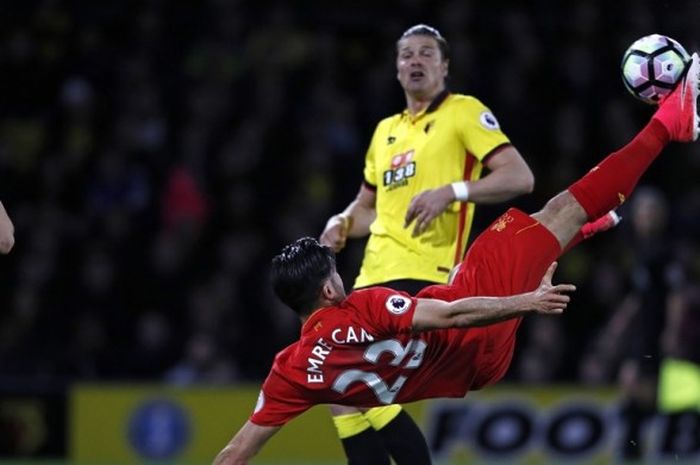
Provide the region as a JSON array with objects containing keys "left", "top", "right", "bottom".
[
  {"left": 330, "top": 404, "right": 363, "bottom": 415},
  {"left": 455, "top": 208, "right": 561, "bottom": 297}
]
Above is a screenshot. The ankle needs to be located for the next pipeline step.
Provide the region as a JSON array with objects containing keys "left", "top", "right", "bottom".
[{"left": 646, "top": 118, "right": 671, "bottom": 146}]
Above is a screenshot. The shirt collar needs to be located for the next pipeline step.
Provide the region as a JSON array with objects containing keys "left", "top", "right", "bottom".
[
  {"left": 403, "top": 88, "right": 451, "bottom": 121},
  {"left": 425, "top": 88, "right": 450, "bottom": 113}
]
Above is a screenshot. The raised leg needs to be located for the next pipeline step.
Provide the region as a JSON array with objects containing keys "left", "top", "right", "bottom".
[{"left": 534, "top": 53, "right": 700, "bottom": 250}]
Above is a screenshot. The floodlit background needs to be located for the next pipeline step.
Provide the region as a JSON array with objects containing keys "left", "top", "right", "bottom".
[{"left": 0, "top": 0, "right": 699, "bottom": 463}]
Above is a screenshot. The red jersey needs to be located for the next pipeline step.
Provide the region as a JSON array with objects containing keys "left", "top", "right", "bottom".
[
  {"left": 250, "top": 287, "right": 490, "bottom": 427},
  {"left": 251, "top": 208, "right": 563, "bottom": 427}
]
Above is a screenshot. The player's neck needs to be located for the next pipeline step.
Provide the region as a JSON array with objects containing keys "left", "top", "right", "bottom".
[
  {"left": 406, "top": 98, "right": 428, "bottom": 115},
  {"left": 405, "top": 87, "right": 444, "bottom": 115}
]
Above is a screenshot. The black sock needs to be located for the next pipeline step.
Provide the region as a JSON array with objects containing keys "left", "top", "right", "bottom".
[
  {"left": 340, "top": 428, "right": 391, "bottom": 465},
  {"left": 376, "top": 410, "right": 433, "bottom": 465}
]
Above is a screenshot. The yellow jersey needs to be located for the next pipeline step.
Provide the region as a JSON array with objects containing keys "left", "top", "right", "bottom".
[{"left": 355, "top": 91, "right": 511, "bottom": 288}]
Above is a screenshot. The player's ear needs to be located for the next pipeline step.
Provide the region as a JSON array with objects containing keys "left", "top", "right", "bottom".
[{"left": 320, "top": 278, "right": 338, "bottom": 301}]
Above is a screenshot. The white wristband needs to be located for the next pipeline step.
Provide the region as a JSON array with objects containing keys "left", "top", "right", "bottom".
[{"left": 451, "top": 181, "right": 470, "bottom": 202}]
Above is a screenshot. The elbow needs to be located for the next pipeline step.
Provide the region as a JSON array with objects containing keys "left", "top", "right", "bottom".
[
  {"left": 0, "top": 234, "right": 15, "bottom": 254},
  {"left": 448, "top": 312, "right": 477, "bottom": 329},
  {"left": 452, "top": 317, "right": 475, "bottom": 329},
  {"left": 496, "top": 164, "right": 535, "bottom": 198},
  {"left": 518, "top": 169, "right": 535, "bottom": 195}
]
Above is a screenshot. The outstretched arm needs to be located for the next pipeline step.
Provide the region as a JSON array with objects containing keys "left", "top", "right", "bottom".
[
  {"left": 212, "top": 421, "right": 281, "bottom": 465},
  {"left": 0, "top": 201, "right": 15, "bottom": 254},
  {"left": 320, "top": 184, "right": 376, "bottom": 252},
  {"left": 412, "top": 262, "right": 575, "bottom": 332}
]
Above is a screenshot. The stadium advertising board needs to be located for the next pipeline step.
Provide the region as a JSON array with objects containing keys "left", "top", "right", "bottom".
[{"left": 71, "top": 384, "right": 700, "bottom": 464}]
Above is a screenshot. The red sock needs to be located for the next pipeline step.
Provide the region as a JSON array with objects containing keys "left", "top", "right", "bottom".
[
  {"left": 568, "top": 119, "right": 669, "bottom": 220},
  {"left": 562, "top": 219, "right": 609, "bottom": 253}
]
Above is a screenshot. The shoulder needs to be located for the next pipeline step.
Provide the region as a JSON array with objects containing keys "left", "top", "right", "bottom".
[
  {"left": 445, "top": 94, "right": 504, "bottom": 132},
  {"left": 446, "top": 93, "right": 489, "bottom": 111},
  {"left": 373, "top": 113, "right": 402, "bottom": 132},
  {"left": 346, "top": 287, "right": 413, "bottom": 315},
  {"left": 271, "top": 341, "right": 300, "bottom": 368},
  {"left": 265, "top": 344, "right": 302, "bottom": 384}
]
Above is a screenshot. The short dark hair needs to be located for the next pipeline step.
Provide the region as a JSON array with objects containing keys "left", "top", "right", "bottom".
[
  {"left": 398, "top": 24, "right": 450, "bottom": 61},
  {"left": 271, "top": 237, "right": 336, "bottom": 316}
]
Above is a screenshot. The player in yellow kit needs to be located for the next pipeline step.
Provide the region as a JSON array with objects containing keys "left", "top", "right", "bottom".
[
  {"left": 352, "top": 89, "right": 521, "bottom": 288},
  {"left": 320, "top": 24, "right": 534, "bottom": 465}
]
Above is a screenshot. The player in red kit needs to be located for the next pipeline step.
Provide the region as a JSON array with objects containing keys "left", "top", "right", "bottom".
[
  {"left": 212, "top": 53, "right": 700, "bottom": 465},
  {"left": 252, "top": 258, "right": 571, "bottom": 426}
]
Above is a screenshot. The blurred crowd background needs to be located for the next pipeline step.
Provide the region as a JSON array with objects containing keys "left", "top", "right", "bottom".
[{"left": 1, "top": 0, "right": 699, "bottom": 391}]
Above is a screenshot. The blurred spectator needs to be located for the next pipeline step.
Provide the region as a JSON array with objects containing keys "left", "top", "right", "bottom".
[
  {"left": 161, "top": 164, "right": 209, "bottom": 232},
  {"left": 579, "top": 187, "right": 677, "bottom": 460},
  {"left": 165, "top": 332, "right": 239, "bottom": 385},
  {"left": 657, "top": 283, "right": 700, "bottom": 460}
]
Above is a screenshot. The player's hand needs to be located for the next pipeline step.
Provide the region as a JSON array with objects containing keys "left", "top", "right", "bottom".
[
  {"left": 528, "top": 262, "right": 576, "bottom": 315},
  {"left": 320, "top": 214, "right": 349, "bottom": 252},
  {"left": 404, "top": 186, "right": 454, "bottom": 237},
  {"left": 0, "top": 202, "right": 15, "bottom": 254}
]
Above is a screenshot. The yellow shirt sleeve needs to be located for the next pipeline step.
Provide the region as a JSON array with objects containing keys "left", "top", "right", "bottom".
[{"left": 456, "top": 96, "right": 511, "bottom": 161}]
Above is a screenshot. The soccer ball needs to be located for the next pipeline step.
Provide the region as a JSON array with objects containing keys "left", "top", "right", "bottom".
[{"left": 621, "top": 34, "right": 690, "bottom": 104}]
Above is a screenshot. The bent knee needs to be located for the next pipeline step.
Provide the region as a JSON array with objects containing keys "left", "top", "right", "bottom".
[{"left": 533, "top": 191, "right": 587, "bottom": 247}]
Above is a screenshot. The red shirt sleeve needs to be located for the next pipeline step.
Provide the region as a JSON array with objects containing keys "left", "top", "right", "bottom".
[
  {"left": 345, "top": 287, "right": 417, "bottom": 337},
  {"left": 416, "top": 283, "right": 462, "bottom": 301},
  {"left": 249, "top": 365, "right": 313, "bottom": 427}
]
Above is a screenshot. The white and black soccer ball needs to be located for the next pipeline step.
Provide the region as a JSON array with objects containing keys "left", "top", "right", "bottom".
[{"left": 621, "top": 34, "right": 690, "bottom": 104}]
